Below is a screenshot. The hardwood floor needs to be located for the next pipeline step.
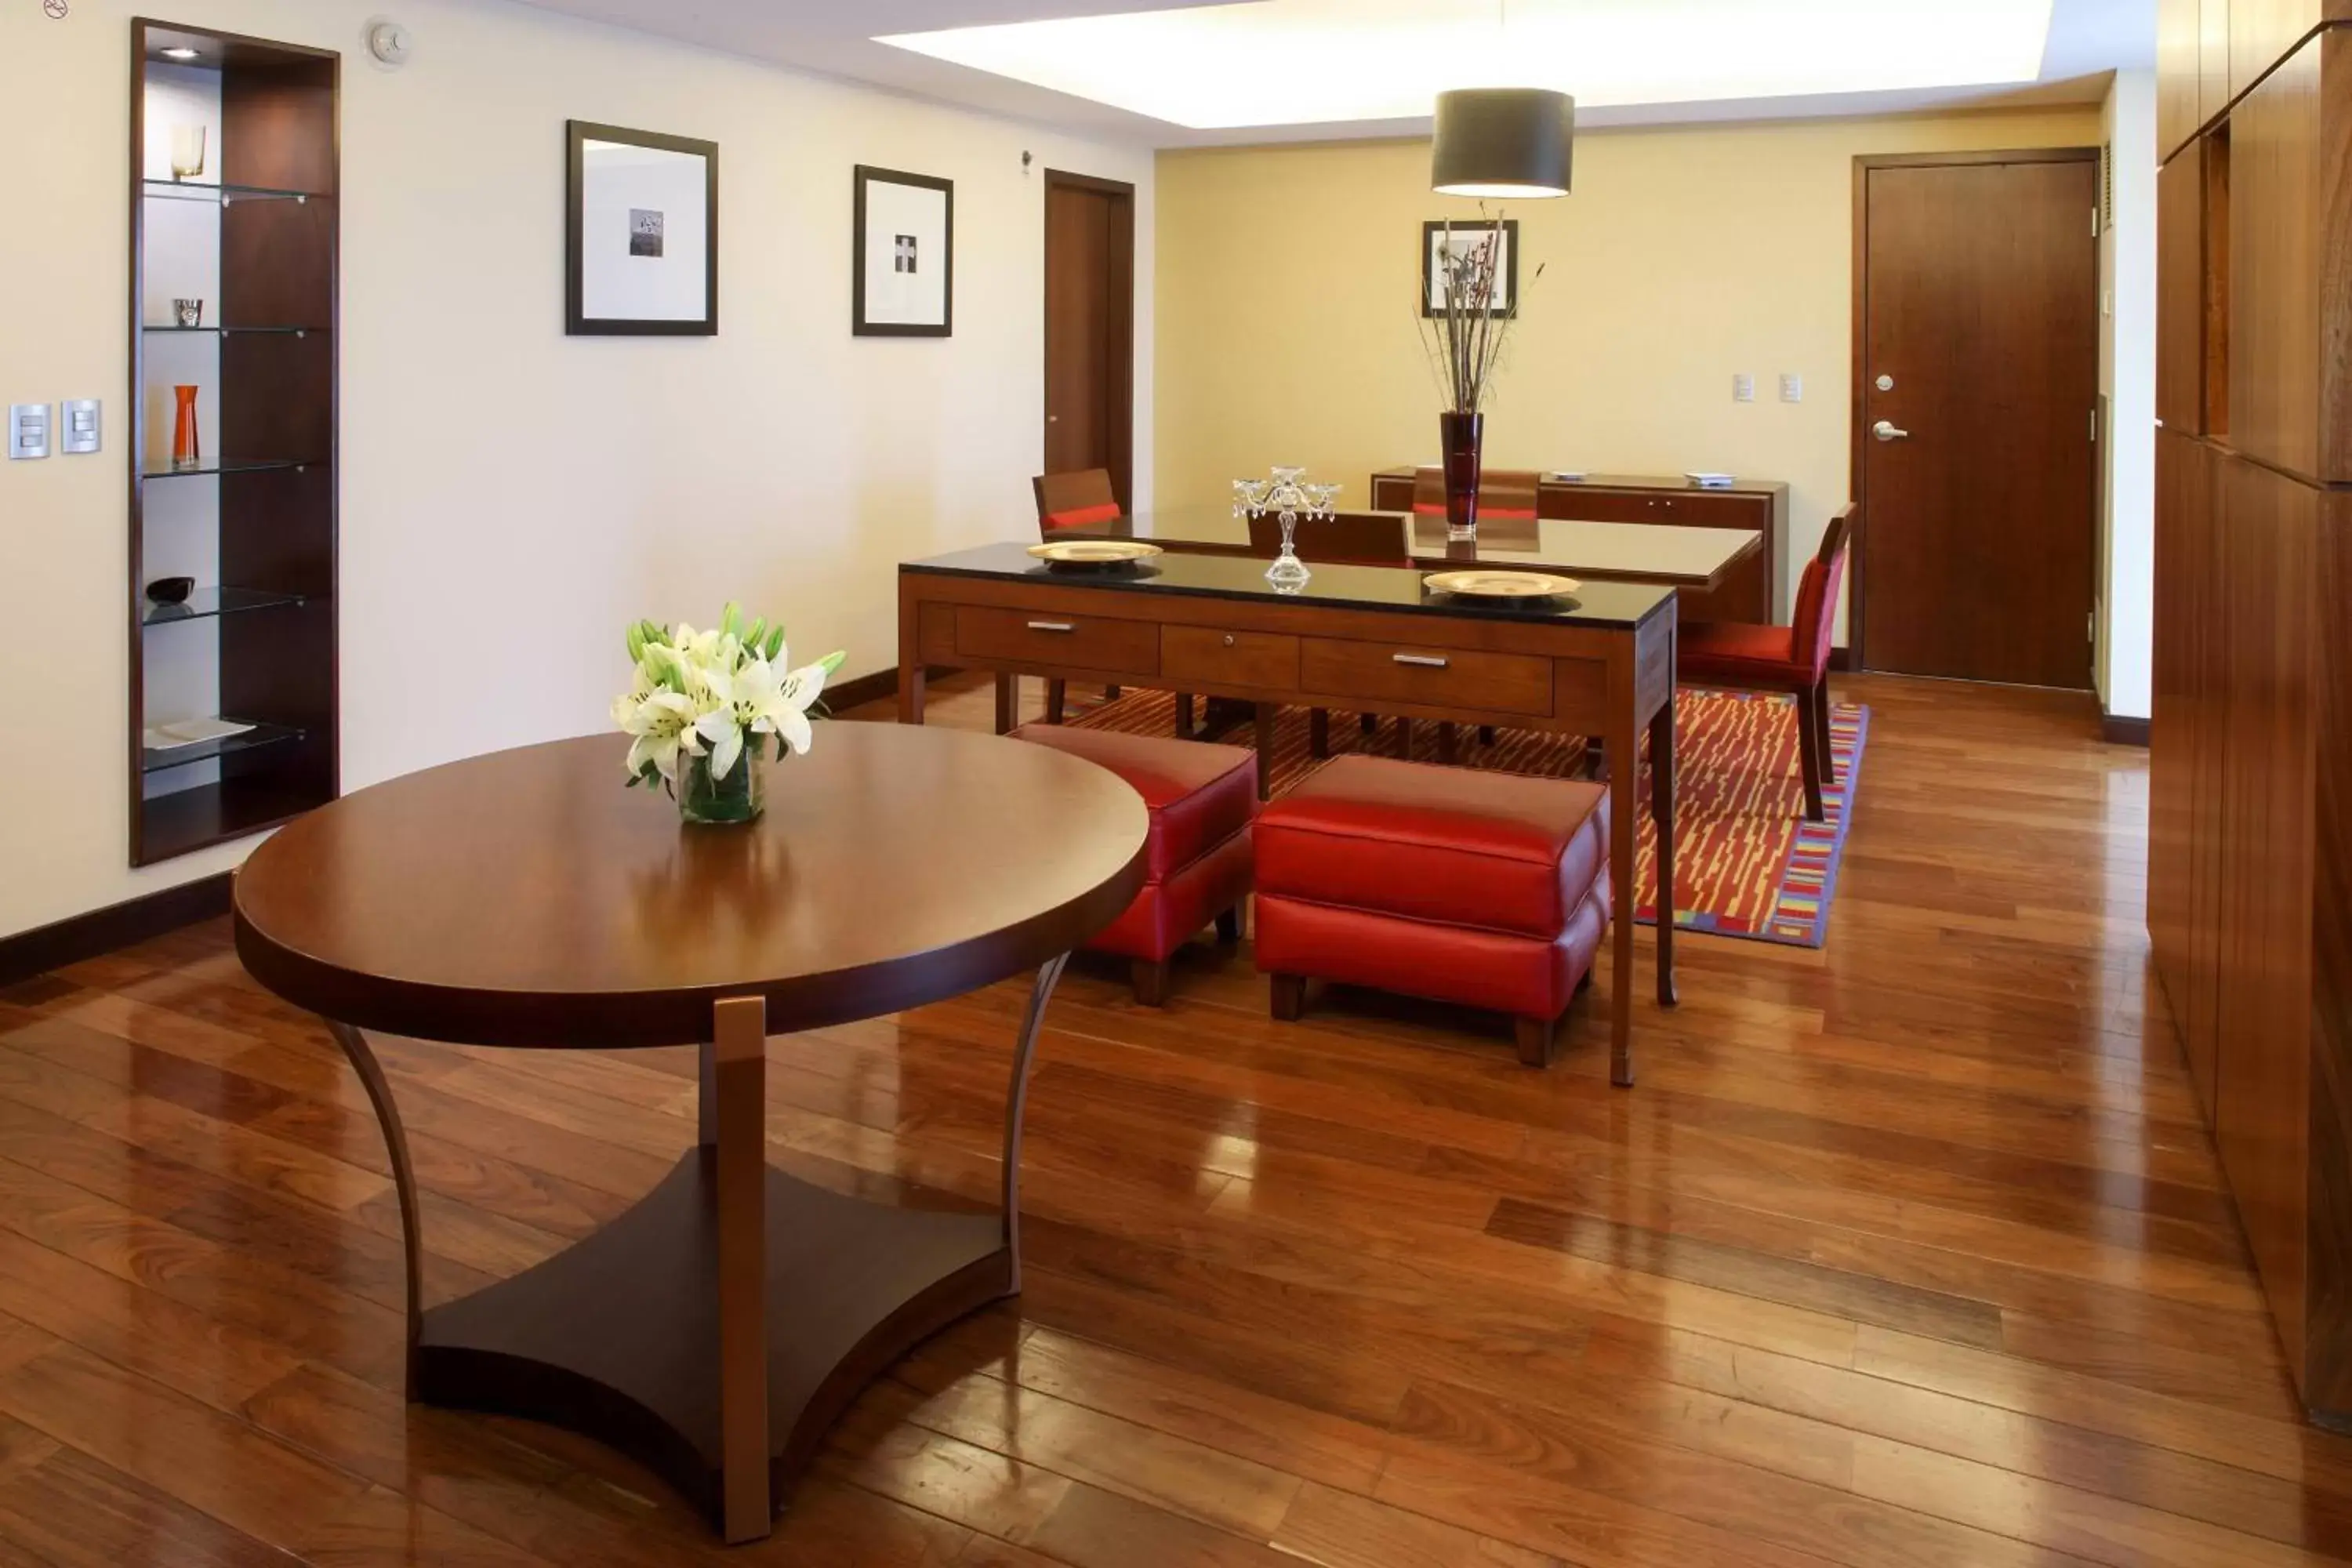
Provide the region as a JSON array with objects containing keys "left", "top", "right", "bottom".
[{"left": 0, "top": 673, "right": 2339, "bottom": 1566}]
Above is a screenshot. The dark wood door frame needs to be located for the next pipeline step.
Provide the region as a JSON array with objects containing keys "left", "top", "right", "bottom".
[
  {"left": 1848, "top": 146, "right": 2103, "bottom": 676},
  {"left": 1043, "top": 169, "right": 1135, "bottom": 510}
]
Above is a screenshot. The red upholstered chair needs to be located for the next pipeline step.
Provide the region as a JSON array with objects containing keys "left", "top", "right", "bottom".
[
  {"left": 1255, "top": 757, "right": 1611, "bottom": 1068},
  {"left": 1676, "top": 503, "right": 1857, "bottom": 822},
  {"left": 1243, "top": 511, "right": 1414, "bottom": 766},
  {"left": 1030, "top": 468, "right": 1138, "bottom": 721},
  {"left": 1032, "top": 468, "right": 1124, "bottom": 531},
  {"left": 1409, "top": 465, "right": 1542, "bottom": 521},
  {"left": 1011, "top": 724, "right": 1256, "bottom": 1007},
  {"left": 1407, "top": 471, "right": 1540, "bottom": 756}
]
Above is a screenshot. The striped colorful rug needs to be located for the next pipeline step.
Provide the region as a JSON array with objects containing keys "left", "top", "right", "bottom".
[{"left": 1066, "top": 688, "right": 1870, "bottom": 948}]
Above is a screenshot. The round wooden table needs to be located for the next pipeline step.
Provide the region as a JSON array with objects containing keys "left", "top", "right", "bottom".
[{"left": 233, "top": 724, "right": 1149, "bottom": 1543}]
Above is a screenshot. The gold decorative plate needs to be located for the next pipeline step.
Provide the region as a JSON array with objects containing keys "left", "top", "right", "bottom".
[
  {"left": 1026, "top": 540, "right": 1165, "bottom": 566},
  {"left": 1423, "top": 569, "right": 1580, "bottom": 601}
]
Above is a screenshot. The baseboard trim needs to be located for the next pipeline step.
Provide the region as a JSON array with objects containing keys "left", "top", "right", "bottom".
[
  {"left": 0, "top": 873, "right": 234, "bottom": 989},
  {"left": 826, "top": 665, "right": 970, "bottom": 716},
  {"left": 2102, "top": 713, "right": 2151, "bottom": 747},
  {"left": 824, "top": 666, "right": 902, "bottom": 713}
]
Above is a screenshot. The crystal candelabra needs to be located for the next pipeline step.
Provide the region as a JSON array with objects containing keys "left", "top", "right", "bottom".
[{"left": 1232, "top": 467, "right": 1340, "bottom": 592}]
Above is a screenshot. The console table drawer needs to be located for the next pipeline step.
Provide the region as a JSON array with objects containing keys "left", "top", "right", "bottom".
[
  {"left": 1162, "top": 626, "right": 1300, "bottom": 690},
  {"left": 1300, "top": 638, "right": 1552, "bottom": 717},
  {"left": 955, "top": 607, "right": 1160, "bottom": 676},
  {"left": 1542, "top": 487, "right": 1766, "bottom": 529}
]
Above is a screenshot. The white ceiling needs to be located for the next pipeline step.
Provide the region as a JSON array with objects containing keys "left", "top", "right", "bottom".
[{"left": 498, "top": 0, "right": 2156, "bottom": 144}]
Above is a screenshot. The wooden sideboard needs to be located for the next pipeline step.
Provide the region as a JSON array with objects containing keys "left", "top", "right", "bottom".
[
  {"left": 2149, "top": 1, "right": 2352, "bottom": 1422},
  {"left": 1369, "top": 469, "right": 1790, "bottom": 622}
]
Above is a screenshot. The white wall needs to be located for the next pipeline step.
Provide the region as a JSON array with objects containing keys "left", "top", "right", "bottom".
[
  {"left": 2101, "top": 69, "right": 2158, "bottom": 722},
  {"left": 0, "top": 0, "right": 1152, "bottom": 939}
]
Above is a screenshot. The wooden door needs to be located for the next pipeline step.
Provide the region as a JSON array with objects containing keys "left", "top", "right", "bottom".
[
  {"left": 1044, "top": 172, "right": 1134, "bottom": 508},
  {"left": 1855, "top": 153, "right": 2102, "bottom": 688}
]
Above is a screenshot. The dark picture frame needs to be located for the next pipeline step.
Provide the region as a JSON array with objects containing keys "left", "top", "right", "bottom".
[
  {"left": 1421, "top": 218, "right": 1519, "bottom": 319},
  {"left": 566, "top": 120, "right": 718, "bottom": 336},
  {"left": 853, "top": 165, "right": 954, "bottom": 338}
]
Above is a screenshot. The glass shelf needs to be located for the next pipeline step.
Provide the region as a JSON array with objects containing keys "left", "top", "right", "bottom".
[
  {"left": 142, "top": 719, "right": 304, "bottom": 774},
  {"left": 141, "top": 456, "right": 318, "bottom": 481},
  {"left": 142, "top": 179, "right": 332, "bottom": 205},
  {"left": 142, "top": 586, "right": 307, "bottom": 626},
  {"left": 143, "top": 324, "right": 325, "bottom": 336}
]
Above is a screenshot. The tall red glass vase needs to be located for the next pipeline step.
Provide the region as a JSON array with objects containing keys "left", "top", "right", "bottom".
[
  {"left": 171, "top": 384, "right": 201, "bottom": 470},
  {"left": 1439, "top": 410, "right": 1483, "bottom": 542}
]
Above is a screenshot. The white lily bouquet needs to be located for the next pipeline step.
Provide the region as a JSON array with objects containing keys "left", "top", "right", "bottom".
[{"left": 611, "top": 603, "right": 844, "bottom": 825}]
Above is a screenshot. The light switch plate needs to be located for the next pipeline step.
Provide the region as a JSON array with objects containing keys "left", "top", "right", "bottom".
[
  {"left": 60, "top": 399, "right": 99, "bottom": 455},
  {"left": 1733, "top": 373, "right": 1755, "bottom": 404},
  {"left": 9, "top": 404, "right": 49, "bottom": 460},
  {"left": 1780, "top": 373, "right": 1803, "bottom": 404}
]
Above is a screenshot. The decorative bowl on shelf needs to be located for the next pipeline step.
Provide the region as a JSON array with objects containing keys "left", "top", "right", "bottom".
[
  {"left": 1423, "top": 569, "right": 1579, "bottom": 601},
  {"left": 145, "top": 575, "right": 195, "bottom": 605}
]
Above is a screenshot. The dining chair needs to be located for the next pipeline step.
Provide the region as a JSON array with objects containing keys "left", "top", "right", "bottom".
[
  {"left": 1031, "top": 468, "right": 1181, "bottom": 730},
  {"left": 1242, "top": 511, "right": 1445, "bottom": 763},
  {"left": 1032, "top": 468, "right": 1124, "bottom": 530},
  {"left": 1675, "top": 503, "right": 1857, "bottom": 822},
  {"left": 1410, "top": 466, "right": 1543, "bottom": 521},
  {"left": 1408, "top": 470, "right": 1541, "bottom": 753}
]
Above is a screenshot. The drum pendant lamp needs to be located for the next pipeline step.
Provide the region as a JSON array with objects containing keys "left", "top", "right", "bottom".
[{"left": 1431, "top": 87, "right": 1575, "bottom": 198}]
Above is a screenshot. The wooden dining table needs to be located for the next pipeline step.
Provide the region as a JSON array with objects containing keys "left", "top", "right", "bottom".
[
  {"left": 898, "top": 543, "right": 1681, "bottom": 1086},
  {"left": 1054, "top": 503, "right": 1764, "bottom": 607},
  {"left": 231, "top": 724, "right": 1149, "bottom": 1543}
]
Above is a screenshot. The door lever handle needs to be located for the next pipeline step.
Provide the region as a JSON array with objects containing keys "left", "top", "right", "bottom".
[{"left": 1872, "top": 420, "right": 1910, "bottom": 442}]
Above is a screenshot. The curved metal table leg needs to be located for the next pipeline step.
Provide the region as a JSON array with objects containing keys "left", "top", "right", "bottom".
[
  {"left": 325, "top": 1020, "right": 424, "bottom": 1395},
  {"left": 1002, "top": 953, "right": 1070, "bottom": 1291}
]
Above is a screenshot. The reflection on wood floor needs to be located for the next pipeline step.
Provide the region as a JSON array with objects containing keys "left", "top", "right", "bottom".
[{"left": 0, "top": 671, "right": 2337, "bottom": 1566}]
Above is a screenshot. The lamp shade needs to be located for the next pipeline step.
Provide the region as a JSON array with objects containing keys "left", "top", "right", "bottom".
[{"left": 1431, "top": 88, "right": 1575, "bottom": 199}]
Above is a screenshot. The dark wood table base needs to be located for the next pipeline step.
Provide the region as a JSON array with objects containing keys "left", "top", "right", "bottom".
[
  {"left": 415, "top": 1153, "right": 1010, "bottom": 1530},
  {"left": 327, "top": 953, "right": 1073, "bottom": 1543}
]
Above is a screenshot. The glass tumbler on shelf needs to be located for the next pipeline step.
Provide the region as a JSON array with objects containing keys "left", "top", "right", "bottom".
[{"left": 169, "top": 125, "right": 208, "bottom": 182}]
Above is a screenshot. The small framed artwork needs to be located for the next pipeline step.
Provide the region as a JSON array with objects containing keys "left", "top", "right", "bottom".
[
  {"left": 1421, "top": 219, "right": 1519, "bottom": 318},
  {"left": 567, "top": 120, "right": 718, "bottom": 336},
  {"left": 853, "top": 165, "right": 953, "bottom": 337}
]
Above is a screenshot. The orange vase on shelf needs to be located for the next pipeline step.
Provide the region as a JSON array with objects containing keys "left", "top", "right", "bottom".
[{"left": 170, "top": 385, "right": 200, "bottom": 470}]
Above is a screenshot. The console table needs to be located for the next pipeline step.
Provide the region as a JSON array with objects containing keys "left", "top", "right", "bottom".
[
  {"left": 231, "top": 726, "right": 1149, "bottom": 1542},
  {"left": 1368, "top": 469, "right": 1790, "bottom": 622},
  {"left": 898, "top": 544, "right": 1680, "bottom": 1086}
]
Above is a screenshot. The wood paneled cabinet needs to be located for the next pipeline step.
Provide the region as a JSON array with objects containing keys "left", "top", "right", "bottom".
[
  {"left": 2152, "top": 6, "right": 2352, "bottom": 1423},
  {"left": 2157, "top": 147, "right": 2207, "bottom": 432},
  {"left": 2227, "top": 27, "right": 2352, "bottom": 484}
]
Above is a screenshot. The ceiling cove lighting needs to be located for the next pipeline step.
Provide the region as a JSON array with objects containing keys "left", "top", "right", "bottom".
[
  {"left": 1432, "top": 88, "right": 1573, "bottom": 197},
  {"left": 877, "top": 0, "right": 2057, "bottom": 131}
]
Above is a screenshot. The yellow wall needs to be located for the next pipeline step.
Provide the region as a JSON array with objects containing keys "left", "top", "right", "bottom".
[{"left": 1156, "top": 105, "right": 2105, "bottom": 615}]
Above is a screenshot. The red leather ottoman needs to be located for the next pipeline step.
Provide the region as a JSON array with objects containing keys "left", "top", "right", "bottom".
[
  {"left": 1011, "top": 724, "right": 1256, "bottom": 1005},
  {"left": 1254, "top": 756, "right": 1610, "bottom": 1066}
]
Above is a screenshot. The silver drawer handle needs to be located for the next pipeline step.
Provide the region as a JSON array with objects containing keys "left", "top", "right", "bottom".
[
  {"left": 1026, "top": 621, "right": 1076, "bottom": 633},
  {"left": 1393, "top": 653, "right": 1450, "bottom": 669}
]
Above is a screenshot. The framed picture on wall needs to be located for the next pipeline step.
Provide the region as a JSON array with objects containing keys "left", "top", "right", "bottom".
[
  {"left": 853, "top": 165, "right": 953, "bottom": 337},
  {"left": 566, "top": 120, "right": 718, "bottom": 336},
  {"left": 1421, "top": 219, "right": 1519, "bottom": 318}
]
